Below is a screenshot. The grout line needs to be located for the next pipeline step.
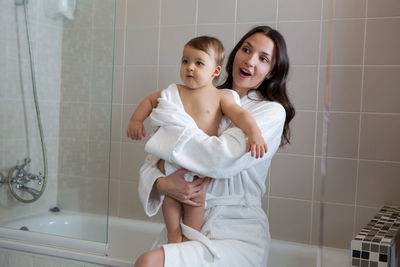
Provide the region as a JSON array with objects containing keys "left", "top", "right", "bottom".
[
  {"left": 117, "top": 0, "right": 129, "bottom": 217},
  {"left": 309, "top": 0, "right": 325, "bottom": 245},
  {"left": 353, "top": 0, "right": 369, "bottom": 237},
  {"left": 156, "top": 0, "right": 162, "bottom": 92},
  {"left": 233, "top": 0, "right": 237, "bottom": 43},
  {"left": 195, "top": 0, "right": 199, "bottom": 36}
]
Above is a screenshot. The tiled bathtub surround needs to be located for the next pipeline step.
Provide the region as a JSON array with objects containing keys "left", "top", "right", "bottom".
[
  {"left": 110, "top": 0, "right": 400, "bottom": 250},
  {"left": 351, "top": 206, "right": 400, "bottom": 267}
]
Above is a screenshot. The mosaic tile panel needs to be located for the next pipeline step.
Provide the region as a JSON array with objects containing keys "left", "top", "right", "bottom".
[{"left": 351, "top": 206, "right": 400, "bottom": 267}]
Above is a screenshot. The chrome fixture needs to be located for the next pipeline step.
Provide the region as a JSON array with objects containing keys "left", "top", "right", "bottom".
[{"left": 0, "top": 158, "right": 44, "bottom": 202}]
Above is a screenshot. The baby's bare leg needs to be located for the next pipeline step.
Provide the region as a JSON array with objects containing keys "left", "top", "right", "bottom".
[
  {"left": 162, "top": 195, "right": 182, "bottom": 243},
  {"left": 182, "top": 178, "right": 209, "bottom": 241}
]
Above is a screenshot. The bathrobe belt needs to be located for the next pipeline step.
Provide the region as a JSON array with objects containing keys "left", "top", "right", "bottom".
[{"left": 205, "top": 195, "right": 261, "bottom": 208}]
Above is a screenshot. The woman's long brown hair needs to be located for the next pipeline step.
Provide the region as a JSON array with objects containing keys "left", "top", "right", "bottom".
[{"left": 218, "top": 26, "right": 295, "bottom": 147}]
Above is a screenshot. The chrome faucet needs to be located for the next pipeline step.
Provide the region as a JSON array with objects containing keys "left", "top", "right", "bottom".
[{"left": 4, "top": 158, "right": 44, "bottom": 200}]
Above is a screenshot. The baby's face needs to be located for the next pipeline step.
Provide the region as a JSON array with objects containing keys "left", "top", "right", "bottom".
[{"left": 180, "top": 46, "right": 220, "bottom": 90}]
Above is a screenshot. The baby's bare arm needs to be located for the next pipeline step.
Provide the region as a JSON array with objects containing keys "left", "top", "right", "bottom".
[
  {"left": 127, "top": 91, "right": 161, "bottom": 140},
  {"left": 220, "top": 93, "right": 268, "bottom": 158}
]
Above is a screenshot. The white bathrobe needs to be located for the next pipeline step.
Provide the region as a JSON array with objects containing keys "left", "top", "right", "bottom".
[{"left": 139, "top": 84, "right": 286, "bottom": 267}]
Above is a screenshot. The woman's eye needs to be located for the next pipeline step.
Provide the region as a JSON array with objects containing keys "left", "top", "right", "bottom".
[
  {"left": 242, "top": 47, "right": 249, "bottom": 53},
  {"left": 261, "top": 57, "right": 269, "bottom": 63}
]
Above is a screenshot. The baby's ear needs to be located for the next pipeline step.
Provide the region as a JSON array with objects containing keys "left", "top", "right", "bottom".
[{"left": 212, "top": 65, "right": 222, "bottom": 77}]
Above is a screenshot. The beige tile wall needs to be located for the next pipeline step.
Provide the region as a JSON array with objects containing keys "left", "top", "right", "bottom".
[{"left": 110, "top": 0, "right": 400, "bottom": 249}]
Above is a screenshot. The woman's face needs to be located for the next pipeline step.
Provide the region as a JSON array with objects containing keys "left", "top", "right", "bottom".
[{"left": 232, "top": 33, "right": 275, "bottom": 96}]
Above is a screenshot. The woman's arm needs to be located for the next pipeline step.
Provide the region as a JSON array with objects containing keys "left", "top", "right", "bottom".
[
  {"left": 139, "top": 155, "right": 207, "bottom": 216},
  {"left": 144, "top": 101, "right": 286, "bottom": 178}
]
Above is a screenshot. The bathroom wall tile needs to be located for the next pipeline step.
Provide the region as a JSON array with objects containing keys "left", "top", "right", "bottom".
[
  {"left": 318, "top": 66, "right": 362, "bottom": 112},
  {"left": 59, "top": 139, "right": 89, "bottom": 177},
  {"left": 235, "top": 23, "right": 278, "bottom": 44},
  {"left": 362, "top": 66, "right": 400, "bottom": 113},
  {"left": 115, "top": 0, "right": 126, "bottom": 28},
  {"left": 357, "top": 160, "right": 400, "bottom": 207},
  {"left": 125, "top": 27, "right": 159, "bottom": 65},
  {"left": 59, "top": 102, "right": 90, "bottom": 139},
  {"left": 114, "top": 29, "right": 125, "bottom": 66},
  {"left": 89, "top": 103, "right": 111, "bottom": 142},
  {"left": 119, "top": 180, "right": 150, "bottom": 221},
  {"left": 270, "top": 154, "right": 314, "bottom": 200},
  {"left": 159, "top": 25, "right": 196, "bottom": 65},
  {"left": 63, "top": 0, "right": 93, "bottom": 29},
  {"left": 278, "top": 0, "right": 322, "bottom": 21},
  {"left": 261, "top": 196, "right": 269, "bottom": 217},
  {"left": 124, "top": 66, "right": 158, "bottom": 104},
  {"left": 93, "top": 0, "right": 115, "bottom": 29},
  {"left": 158, "top": 66, "right": 181, "bottom": 90},
  {"left": 315, "top": 112, "right": 359, "bottom": 158},
  {"left": 91, "top": 65, "right": 113, "bottom": 104},
  {"left": 126, "top": 0, "right": 160, "bottom": 27},
  {"left": 320, "top": 20, "right": 365, "bottom": 66},
  {"left": 109, "top": 179, "right": 119, "bottom": 216},
  {"left": 314, "top": 157, "right": 357, "bottom": 204},
  {"left": 111, "top": 104, "right": 122, "bottom": 142},
  {"left": 60, "top": 66, "right": 90, "bottom": 102},
  {"left": 3, "top": 140, "right": 28, "bottom": 170},
  {"left": 365, "top": 18, "right": 400, "bottom": 65},
  {"left": 88, "top": 141, "right": 110, "bottom": 179},
  {"left": 269, "top": 198, "right": 312, "bottom": 244},
  {"left": 110, "top": 142, "right": 121, "bottom": 179},
  {"left": 198, "top": 0, "right": 235, "bottom": 24},
  {"left": 367, "top": 0, "right": 400, "bottom": 17},
  {"left": 3, "top": 100, "right": 28, "bottom": 140},
  {"left": 113, "top": 65, "right": 124, "bottom": 104},
  {"left": 92, "top": 28, "right": 115, "bottom": 67},
  {"left": 359, "top": 114, "right": 400, "bottom": 162},
  {"left": 122, "top": 104, "right": 155, "bottom": 144},
  {"left": 278, "top": 21, "right": 321, "bottom": 65},
  {"left": 36, "top": 64, "right": 61, "bottom": 102},
  {"left": 58, "top": 176, "right": 109, "bottom": 219},
  {"left": 161, "top": 0, "right": 196, "bottom": 25},
  {"left": 312, "top": 203, "right": 354, "bottom": 249},
  {"left": 0, "top": 250, "right": 6, "bottom": 267},
  {"left": 322, "top": 0, "right": 366, "bottom": 19},
  {"left": 7, "top": 250, "right": 33, "bottom": 267},
  {"left": 287, "top": 66, "right": 318, "bottom": 111},
  {"left": 279, "top": 111, "right": 316, "bottom": 156},
  {"left": 120, "top": 142, "right": 146, "bottom": 181},
  {"left": 237, "top": 0, "right": 277, "bottom": 23},
  {"left": 62, "top": 28, "right": 92, "bottom": 68},
  {"left": 33, "top": 256, "right": 63, "bottom": 267},
  {"left": 196, "top": 24, "right": 236, "bottom": 57},
  {"left": 354, "top": 206, "right": 380, "bottom": 236}
]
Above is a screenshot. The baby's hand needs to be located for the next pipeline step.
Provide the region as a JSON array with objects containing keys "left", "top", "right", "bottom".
[
  {"left": 126, "top": 120, "right": 146, "bottom": 140},
  {"left": 246, "top": 134, "right": 268, "bottom": 159}
]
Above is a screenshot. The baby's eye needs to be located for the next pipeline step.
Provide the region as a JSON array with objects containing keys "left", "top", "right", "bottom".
[
  {"left": 196, "top": 61, "right": 204, "bottom": 66},
  {"left": 182, "top": 59, "right": 189, "bottom": 64}
]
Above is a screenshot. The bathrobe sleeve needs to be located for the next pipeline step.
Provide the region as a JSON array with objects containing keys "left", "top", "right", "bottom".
[
  {"left": 138, "top": 153, "right": 165, "bottom": 216},
  {"left": 145, "top": 101, "right": 286, "bottom": 178}
]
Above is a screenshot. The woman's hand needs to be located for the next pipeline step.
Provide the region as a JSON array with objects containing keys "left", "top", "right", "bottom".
[{"left": 155, "top": 168, "right": 208, "bottom": 207}]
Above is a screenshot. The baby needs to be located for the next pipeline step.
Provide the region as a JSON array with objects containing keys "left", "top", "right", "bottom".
[{"left": 127, "top": 36, "right": 267, "bottom": 243}]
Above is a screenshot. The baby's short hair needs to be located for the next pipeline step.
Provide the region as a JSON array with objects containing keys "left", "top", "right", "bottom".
[{"left": 185, "top": 36, "right": 225, "bottom": 66}]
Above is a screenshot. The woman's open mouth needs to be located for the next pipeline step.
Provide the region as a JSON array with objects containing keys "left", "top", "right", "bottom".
[{"left": 239, "top": 68, "right": 251, "bottom": 78}]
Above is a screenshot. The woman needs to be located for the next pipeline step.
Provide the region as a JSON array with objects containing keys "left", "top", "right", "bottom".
[{"left": 135, "top": 25, "right": 295, "bottom": 267}]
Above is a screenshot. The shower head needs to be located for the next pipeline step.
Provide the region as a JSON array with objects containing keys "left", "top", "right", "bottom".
[{"left": 15, "top": 0, "right": 28, "bottom": 6}]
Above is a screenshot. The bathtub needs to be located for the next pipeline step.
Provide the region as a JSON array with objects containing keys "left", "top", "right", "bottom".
[{"left": 0, "top": 211, "right": 350, "bottom": 267}]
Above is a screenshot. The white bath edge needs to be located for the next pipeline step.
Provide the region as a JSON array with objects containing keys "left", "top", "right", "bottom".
[
  {"left": 0, "top": 226, "right": 107, "bottom": 255},
  {"left": 0, "top": 239, "right": 132, "bottom": 267}
]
